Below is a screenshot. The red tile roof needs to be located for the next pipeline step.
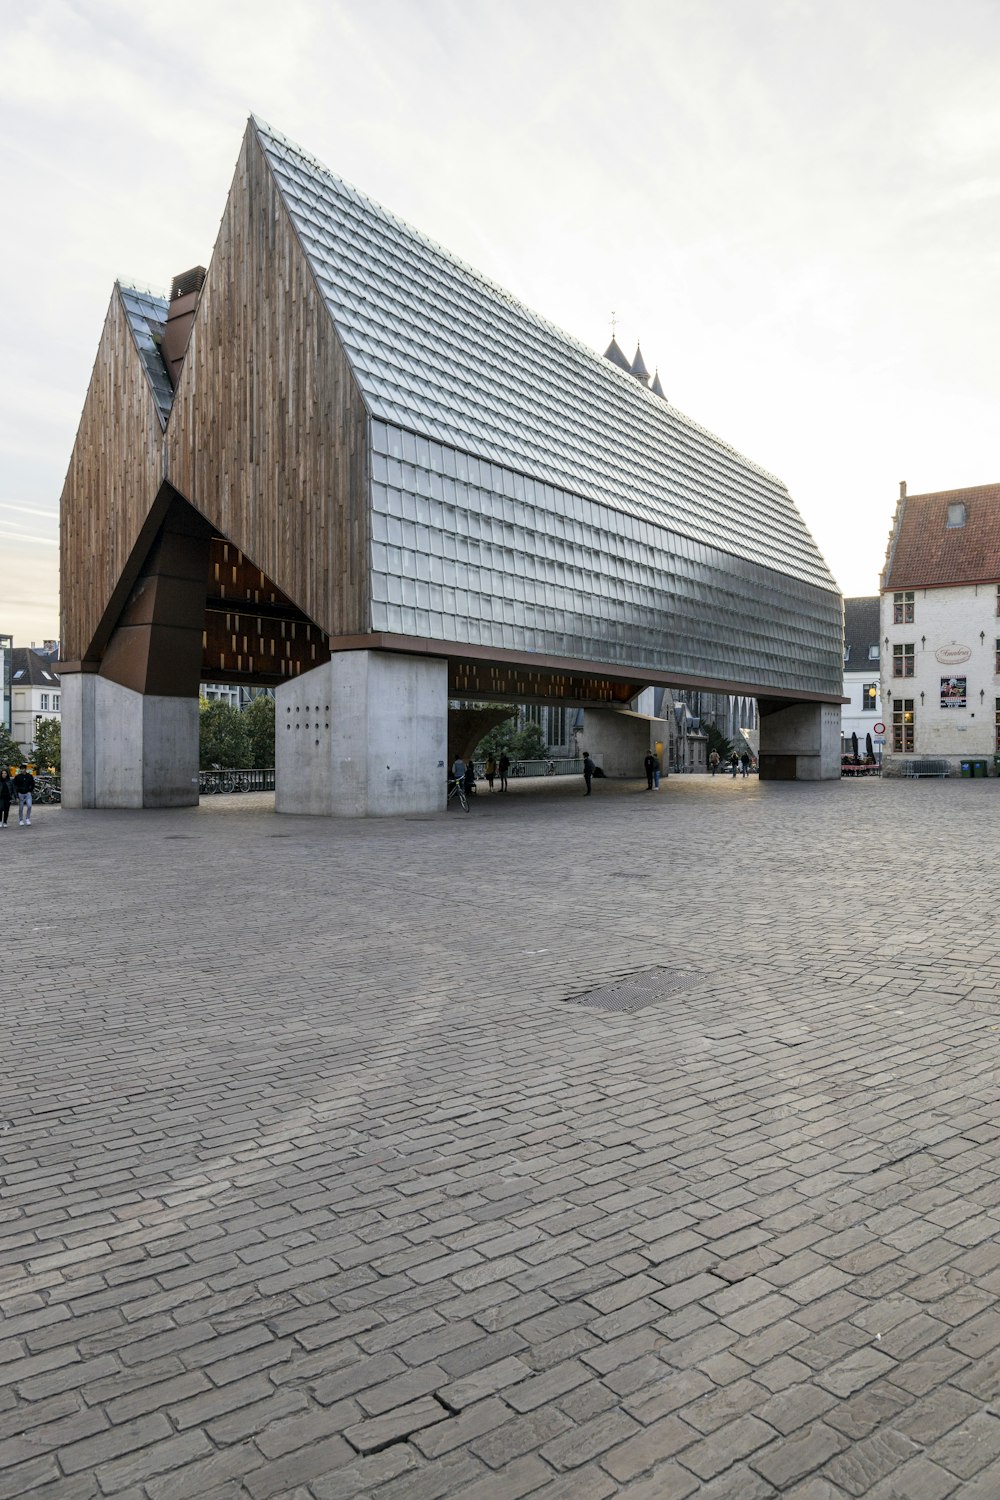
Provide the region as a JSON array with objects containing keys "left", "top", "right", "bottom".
[{"left": 882, "top": 483, "right": 1000, "bottom": 590}]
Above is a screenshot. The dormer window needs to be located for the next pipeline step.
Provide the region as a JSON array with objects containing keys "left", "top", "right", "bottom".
[
  {"left": 868, "top": 645, "right": 879, "bottom": 660},
  {"left": 844, "top": 646, "right": 850, "bottom": 664},
  {"left": 946, "top": 502, "right": 967, "bottom": 528}
]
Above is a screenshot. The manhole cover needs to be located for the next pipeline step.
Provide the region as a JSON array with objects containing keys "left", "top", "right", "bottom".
[{"left": 566, "top": 966, "right": 700, "bottom": 1014}]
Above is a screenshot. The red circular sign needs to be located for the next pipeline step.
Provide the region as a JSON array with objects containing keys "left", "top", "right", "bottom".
[{"left": 874, "top": 722, "right": 886, "bottom": 734}]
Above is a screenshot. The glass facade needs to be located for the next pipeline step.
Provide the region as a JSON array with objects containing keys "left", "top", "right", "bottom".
[
  {"left": 256, "top": 121, "right": 839, "bottom": 609},
  {"left": 118, "top": 285, "right": 174, "bottom": 423},
  {"left": 370, "top": 422, "right": 842, "bottom": 692}
]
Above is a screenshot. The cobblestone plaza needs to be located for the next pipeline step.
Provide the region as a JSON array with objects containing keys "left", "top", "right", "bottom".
[{"left": 4, "top": 777, "right": 1000, "bottom": 1498}]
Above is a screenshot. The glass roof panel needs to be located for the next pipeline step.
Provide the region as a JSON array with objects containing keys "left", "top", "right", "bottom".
[
  {"left": 117, "top": 283, "right": 174, "bottom": 424},
  {"left": 254, "top": 118, "right": 837, "bottom": 592}
]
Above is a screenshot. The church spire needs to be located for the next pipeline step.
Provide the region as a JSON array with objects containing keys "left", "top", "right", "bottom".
[{"left": 630, "top": 343, "right": 650, "bottom": 386}]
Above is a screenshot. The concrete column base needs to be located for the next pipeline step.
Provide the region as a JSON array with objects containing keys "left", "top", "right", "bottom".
[
  {"left": 759, "top": 702, "right": 841, "bottom": 781},
  {"left": 580, "top": 708, "right": 668, "bottom": 778},
  {"left": 275, "top": 651, "right": 449, "bottom": 816},
  {"left": 61, "top": 673, "right": 199, "bottom": 808}
]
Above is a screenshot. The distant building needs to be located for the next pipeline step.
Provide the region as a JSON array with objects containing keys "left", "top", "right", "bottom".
[
  {"left": 842, "top": 597, "right": 882, "bottom": 751},
  {"left": 881, "top": 481, "right": 1000, "bottom": 775},
  {"left": 0, "top": 634, "right": 11, "bottom": 733},
  {"left": 11, "top": 648, "right": 62, "bottom": 759}
]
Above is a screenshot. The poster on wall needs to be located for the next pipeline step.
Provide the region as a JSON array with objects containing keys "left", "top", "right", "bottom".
[{"left": 940, "top": 676, "right": 967, "bottom": 708}]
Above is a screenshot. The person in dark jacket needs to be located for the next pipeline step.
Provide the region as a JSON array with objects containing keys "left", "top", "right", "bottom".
[
  {"left": 643, "top": 752, "right": 656, "bottom": 789},
  {"left": 583, "top": 753, "right": 595, "bottom": 795},
  {"left": 13, "top": 767, "right": 35, "bottom": 825},
  {"left": 0, "top": 768, "right": 12, "bottom": 827},
  {"left": 498, "top": 752, "right": 510, "bottom": 792}
]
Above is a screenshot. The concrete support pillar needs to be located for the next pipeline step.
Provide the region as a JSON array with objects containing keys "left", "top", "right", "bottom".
[
  {"left": 61, "top": 672, "right": 199, "bottom": 808},
  {"left": 758, "top": 701, "right": 841, "bottom": 781},
  {"left": 580, "top": 708, "right": 668, "bottom": 778},
  {"left": 275, "top": 651, "right": 449, "bottom": 816}
]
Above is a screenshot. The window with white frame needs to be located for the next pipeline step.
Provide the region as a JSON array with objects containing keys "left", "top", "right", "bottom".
[
  {"left": 893, "top": 591, "right": 915, "bottom": 624},
  {"left": 862, "top": 682, "right": 878, "bottom": 712}
]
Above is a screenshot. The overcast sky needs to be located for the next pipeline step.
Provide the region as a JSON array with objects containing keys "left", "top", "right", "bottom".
[{"left": 2, "top": 0, "right": 998, "bottom": 648}]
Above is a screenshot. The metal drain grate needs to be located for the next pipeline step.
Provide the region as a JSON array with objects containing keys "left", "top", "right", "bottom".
[{"left": 566, "top": 966, "right": 700, "bottom": 1014}]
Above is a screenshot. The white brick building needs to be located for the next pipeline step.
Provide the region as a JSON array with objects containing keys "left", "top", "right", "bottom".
[
  {"left": 881, "top": 481, "right": 1000, "bottom": 776},
  {"left": 842, "top": 597, "right": 882, "bottom": 756}
]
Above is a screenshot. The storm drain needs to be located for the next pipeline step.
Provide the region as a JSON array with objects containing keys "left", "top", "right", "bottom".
[{"left": 566, "top": 966, "right": 701, "bottom": 1014}]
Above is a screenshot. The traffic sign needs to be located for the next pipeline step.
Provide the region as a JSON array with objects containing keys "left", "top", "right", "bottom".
[{"left": 873, "top": 722, "right": 886, "bottom": 734}]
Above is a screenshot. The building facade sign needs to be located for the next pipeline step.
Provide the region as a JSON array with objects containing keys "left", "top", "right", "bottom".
[
  {"left": 935, "top": 645, "right": 972, "bottom": 665},
  {"left": 940, "top": 676, "right": 967, "bottom": 708}
]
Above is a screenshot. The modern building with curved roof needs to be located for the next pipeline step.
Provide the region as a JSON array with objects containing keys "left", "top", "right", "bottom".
[{"left": 59, "top": 118, "right": 843, "bottom": 813}]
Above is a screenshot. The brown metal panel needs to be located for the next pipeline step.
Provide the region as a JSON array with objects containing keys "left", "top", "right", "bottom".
[
  {"left": 165, "top": 123, "right": 370, "bottom": 640},
  {"left": 59, "top": 291, "right": 165, "bottom": 663}
]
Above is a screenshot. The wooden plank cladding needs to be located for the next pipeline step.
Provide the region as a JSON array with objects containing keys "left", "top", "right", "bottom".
[
  {"left": 202, "top": 609, "right": 329, "bottom": 684},
  {"left": 203, "top": 538, "right": 331, "bottom": 684},
  {"left": 449, "top": 660, "right": 638, "bottom": 705},
  {"left": 166, "top": 122, "right": 370, "bottom": 643},
  {"left": 59, "top": 292, "right": 165, "bottom": 663}
]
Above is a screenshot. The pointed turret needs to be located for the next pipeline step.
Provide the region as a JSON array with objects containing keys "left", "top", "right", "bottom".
[
  {"left": 630, "top": 343, "right": 650, "bottom": 386},
  {"left": 603, "top": 336, "right": 631, "bottom": 372},
  {"left": 651, "top": 369, "right": 667, "bottom": 400}
]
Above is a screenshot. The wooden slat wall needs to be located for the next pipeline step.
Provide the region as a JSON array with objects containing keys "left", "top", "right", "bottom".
[
  {"left": 59, "top": 294, "right": 164, "bottom": 662},
  {"left": 166, "top": 123, "right": 370, "bottom": 640}
]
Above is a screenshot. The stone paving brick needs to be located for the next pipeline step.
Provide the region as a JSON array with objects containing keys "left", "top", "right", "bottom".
[
  {"left": 860, "top": 1455, "right": 960, "bottom": 1498},
  {"left": 9, "top": 785, "right": 1000, "bottom": 1498},
  {"left": 820, "top": 1428, "right": 922, "bottom": 1494},
  {"left": 928, "top": 1409, "right": 1000, "bottom": 1479},
  {"left": 601, "top": 1411, "right": 698, "bottom": 1481},
  {"left": 540, "top": 1407, "right": 640, "bottom": 1470},
  {"left": 343, "top": 1397, "right": 450, "bottom": 1455},
  {"left": 751, "top": 1422, "right": 850, "bottom": 1489},
  {"left": 469, "top": 1405, "right": 570, "bottom": 1468},
  {"left": 680, "top": 1412, "right": 776, "bottom": 1480}
]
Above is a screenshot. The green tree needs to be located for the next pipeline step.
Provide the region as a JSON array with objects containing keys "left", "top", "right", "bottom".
[
  {"left": 243, "top": 694, "right": 275, "bottom": 769},
  {"left": 473, "top": 712, "right": 550, "bottom": 762},
  {"left": 34, "top": 717, "right": 61, "bottom": 774},
  {"left": 704, "top": 721, "right": 734, "bottom": 763},
  {"left": 0, "top": 724, "right": 24, "bottom": 770},
  {"left": 199, "top": 702, "right": 251, "bottom": 769},
  {"left": 473, "top": 715, "right": 518, "bottom": 761}
]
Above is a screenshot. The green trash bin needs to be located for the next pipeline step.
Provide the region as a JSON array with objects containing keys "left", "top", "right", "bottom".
[
  {"left": 973, "top": 759, "right": 988, "bottom": 777},
  {"left": 994, "top": 755, "right": 1000, "bottom": 777},
  {"left": 961, "top": 761, "right": 972, "bottom": 778}
]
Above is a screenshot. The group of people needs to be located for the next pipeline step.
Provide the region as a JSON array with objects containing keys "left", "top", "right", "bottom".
[
  {"left": 0, "top": 767, "right": 36, "bottom": 827},
  {"left": 451, "top": 752, "right": 512, "bottom": 795},
  {"left": 708, "top": 749, "right": 755, "bottom": 778}
]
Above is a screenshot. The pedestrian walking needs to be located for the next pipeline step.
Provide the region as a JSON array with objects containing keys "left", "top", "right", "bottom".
[
  {"left": 582, "top": 752, "right": 595, "bottom": 795},
  {"left": 643, "top": 751, "right": 656, "bottom": 790},
  {"left": 709, "top": 750, "right": 720, "bottom": 776},
  {"left": 740, "top": 751, "right": 750, "bottom": 778},
  {"left": 14, "top": 766, "right": 35, "bottom": 825},
  {"left": 729, "top": 752, "right": 739, "bottom": 778},
  {"left": 498, "top": 752, "right": 510, "bottom": 792},
  {"left": 484, "top": 753, "right": 496, "bottom": 791},
  {"left": 0, "top": 768, "right": 11, "bottom": 828},
  {"left": 651, "top": 751, "right": 661, "bottom": 790}
]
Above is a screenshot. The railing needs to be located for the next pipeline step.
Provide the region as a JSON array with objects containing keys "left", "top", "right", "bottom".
[
  {"left": 199, "top": 768, "right": 275, "bottom": 795},
  {"left": 472, "top": 758, "right": 585, "bottom": 780}
]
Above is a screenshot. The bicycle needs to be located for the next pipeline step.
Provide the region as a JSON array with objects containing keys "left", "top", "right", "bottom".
[{"left": 447, "top": 777, "right": 470, "bottom": 813}]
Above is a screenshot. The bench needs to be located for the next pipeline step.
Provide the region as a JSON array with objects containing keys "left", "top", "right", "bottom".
[{"left": 902, "top": 759, "right": 950, "bottom": 778}]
